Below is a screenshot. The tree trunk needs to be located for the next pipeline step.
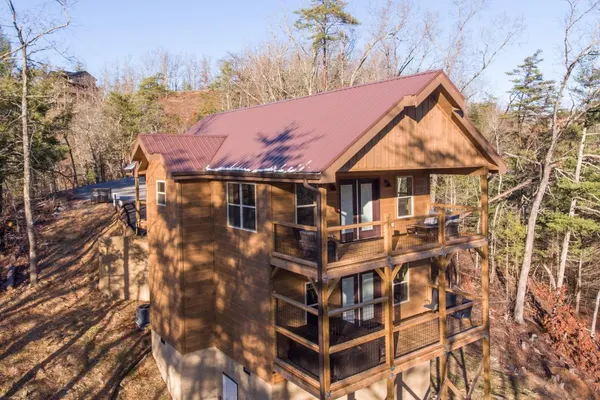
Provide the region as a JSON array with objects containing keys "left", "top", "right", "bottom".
[
  {"left": 514, "top": 141, "right": 555, "bottom": 323},
  {"left": 557, "top": 126, "right": 586, "bottom": 289},
  {"left": 575, "top": 253, "right": 583, "bottom": 315},
  {"left": 592, "top": 287, "right": 600, "bottom": 338},
  {"left": 21, "top": 44, "right": 38, "bottom": 285},
  {"left": 63, "top": 133, "right": 78, "bottom": 188}
]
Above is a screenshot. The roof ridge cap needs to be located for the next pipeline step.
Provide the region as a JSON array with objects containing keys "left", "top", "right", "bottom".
[{"left": 190, "top": 69, "right": 443, "bottom": 133}]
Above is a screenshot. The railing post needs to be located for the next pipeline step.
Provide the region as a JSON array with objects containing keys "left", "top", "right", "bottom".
[
  {"left": 480, "top": 172, "right": 491, "bottom": 400},
  {"left": 134, "top": 174, "right": 140, "bottom": 235},
  {"left": 437, "top": 212, "right": 446, "bottom": 245},
  {"left": 383, "top": 214, "right": 391, "bottom": 256}
]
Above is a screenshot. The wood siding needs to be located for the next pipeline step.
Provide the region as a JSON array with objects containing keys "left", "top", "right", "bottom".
[
  {"left": 211, "top": 181, "right": 275, "bottom": 383},
  {"left": 147, "top": 161, "right": 185, "bottom": 353},
  {"left": 342, "top": 91, "right": 490, "bottom": 172},
  {"left": 180, "top": 180, "right": 216, "bottom": 353}
]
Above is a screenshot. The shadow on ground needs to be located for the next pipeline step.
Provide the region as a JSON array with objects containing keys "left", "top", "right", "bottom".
[{"left": 0, "top": 200, "right": 167, "bottom": 400}]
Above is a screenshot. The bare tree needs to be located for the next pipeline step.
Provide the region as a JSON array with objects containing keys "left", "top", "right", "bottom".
[
  {"left": 514, "top": 0, "right": 600, "bottom": 324},
  {"left": 4, "top": 0, "right": 71, "bottom": 284}
]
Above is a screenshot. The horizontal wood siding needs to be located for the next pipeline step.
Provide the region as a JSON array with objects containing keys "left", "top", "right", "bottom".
[
  {"left": 211, "top": 181, "right": 275, "bottom": 383},
  {"left": 181, "top": 180, "right": 215, "bottom": 353},
  {"left": 146, "top": 161, "right": 184, "bottom": 353},
  {"left": 343, "top": 91, "right": 489, "bottom": 171}
]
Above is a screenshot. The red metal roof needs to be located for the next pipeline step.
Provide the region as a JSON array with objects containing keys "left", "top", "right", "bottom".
[
  {"left": 138, "top": 134, "right": 226, "bottom": 173},
  {"left": 135, "top": 70, "right": 449, "bottom": 175},
  {"left": 187, "top": 70, "right": 443, "bottom": 174}
]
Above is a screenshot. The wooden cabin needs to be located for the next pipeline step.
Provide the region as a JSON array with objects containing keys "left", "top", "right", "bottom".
[{"left": 131, "top": 70, "right": 505, "bottom": 400}]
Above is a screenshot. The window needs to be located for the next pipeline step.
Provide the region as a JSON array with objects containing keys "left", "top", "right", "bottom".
[
  {"left": 295, "top": 184, "right": 316, "bottom": 226},
  {"left": 156, "top": 180, "right": 166, "bottom": 206},
  {"left": 222, "top": 374, "right": 238, "bottom": 400},
  {"left": 393, "top": 265, "right": 409, "bottom": 305},
  {"left": 396, "top": 176, "right": 413, "bottom": 217},
  {"left": 227, "top": 183, "right": 256, "bottom": 231}
]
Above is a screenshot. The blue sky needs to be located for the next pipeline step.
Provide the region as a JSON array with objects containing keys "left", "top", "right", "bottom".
[{"left": 2, "top": 0, "right": 576, "bottom": 101}]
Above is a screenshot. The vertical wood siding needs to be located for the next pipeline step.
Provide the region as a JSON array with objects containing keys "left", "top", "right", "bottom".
[{"left": 342, "top": 91, "right": 489, "bottom": 171}]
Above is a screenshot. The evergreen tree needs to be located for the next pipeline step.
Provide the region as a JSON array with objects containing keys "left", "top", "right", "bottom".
[{"left": 295, "top": 0, "right": 358, "bottom": 90}]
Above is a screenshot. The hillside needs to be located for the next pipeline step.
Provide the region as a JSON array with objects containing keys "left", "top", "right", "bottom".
[{"left": 0, "top": 198, "right": 167, "bottom": 399}]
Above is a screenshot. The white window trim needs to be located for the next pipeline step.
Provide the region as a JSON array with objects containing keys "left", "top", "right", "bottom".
[
  {"left": 305, "top": 282, "right": 317, "bottom": 323},
  {"left": 226, "top": 182, "right": 257, "bottom": 232},
  {"left": 393, "top": 267, "right": 410, "bottom": 305},
  {"left": 156, "top": 180, "right": 166, "bottom": 207},
  {"left": 222, "top": 373, "right": 238, "bottom": 400},
  {"left": 295, "top": 184, "right": 317, "bottom": 225},
  {"left": 396, "top": 176, "right": 414, "bottom": 218}
]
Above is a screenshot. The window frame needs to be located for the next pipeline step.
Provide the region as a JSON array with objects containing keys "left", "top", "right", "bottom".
[
  {"left": 156, "top": 180, "right": 166, "bottom": 207},
  {"left": 393, "top": 265, "right": 410, "bottom": 305},
  {"left": 226, "top": 182, "right": 257, "bottom": 232},
  {"left": 295, "top": 183, "right": 317, "bottom": 226},
  {"left": 222, "top": 373, "right": 238, "bottom": 400},
  {"left": 396, "top": 176, "right": 414, "bottom": 218}
]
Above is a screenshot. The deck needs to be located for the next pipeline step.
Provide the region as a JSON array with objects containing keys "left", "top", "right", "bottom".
[
  {"left": 273, "top": 288, "right": 484, "bottom": 398},
  {"left": 272, "top": 205, "right": 485, "bottom": 278}
]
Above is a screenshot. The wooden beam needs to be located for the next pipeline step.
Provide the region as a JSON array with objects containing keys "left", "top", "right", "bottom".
[
  {"left": 275, "top": 326, "right": 320, "bottom": 352},
  {"left": 328, "top": 296, "right": 388, "bottom": 316},
  {"left": 274, "top": 359, "right": 321, "bottom": 398},
  {"left": 317, "top": 186, "right": 331, "bottom": 400},
  {"left": 270, "top": 255, "right": 318, "bottom": 280},
  {"left": 329, "top": 330, "right": 386, "bottom": 354},
  {"left": 467, "top": 361, "right": 484, "bottom": 400},
  {"left": 272, "top": 292, "right": 319, "bottom": 316},
  {"left": 384, "top": 266, "right": 395, "bottom": 400},
  {"left": 437, "top": 255, "right": 450, "bottom": 400},
  {"left": 446, "top": 377, "right": 464, "bottom": 399},
  {"left": 326, "top": 278, "right": 339, "bottom": 300}
]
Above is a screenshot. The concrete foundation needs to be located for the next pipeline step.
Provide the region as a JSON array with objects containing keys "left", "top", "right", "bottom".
[{"left": 153, "top": 331, "right": 431, "bottom": 400}]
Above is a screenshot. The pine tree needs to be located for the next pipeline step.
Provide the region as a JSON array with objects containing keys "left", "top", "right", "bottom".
[{"left": 295, "top": 0, "right": 358, "bottom": 91}]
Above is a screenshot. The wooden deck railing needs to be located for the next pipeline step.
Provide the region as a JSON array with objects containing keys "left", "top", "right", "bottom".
[
  {"left": 273, "top": 288, "right": 482, "bottom": 392},
  {"left": 272, "top": 205, "right": 483, "bottom": 270}
]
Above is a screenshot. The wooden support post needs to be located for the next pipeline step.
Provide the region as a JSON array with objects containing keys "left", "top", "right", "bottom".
[
  {"left": 134, "top": 174, "right": 140, "bottom": 235},
  {"left": 317, "top": 186, "right": 330, "bottom": 399},
  {"left": 384, "top": 264, "right": 396, "bottom": 400},
  {"left": 438, "top": 213, "right": 446, "bottom": 245},
  {"left": 480, "top": 173, "right": 491, "bottom": 400},
  {"left": 437, "top": 256, "right": 450, "bottom": 400},
  {"left": 383, "top": 215, "right": 391, "bottom": 256}
]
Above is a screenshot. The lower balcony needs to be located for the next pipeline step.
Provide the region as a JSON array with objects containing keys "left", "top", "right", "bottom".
[{"left": 273, "top": 286, "right": 484, "bottom": 397}]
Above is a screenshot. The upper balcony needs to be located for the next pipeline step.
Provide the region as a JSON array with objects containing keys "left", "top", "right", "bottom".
[{"left": 271, "top": 203, "right": 486, "bottom": 279}]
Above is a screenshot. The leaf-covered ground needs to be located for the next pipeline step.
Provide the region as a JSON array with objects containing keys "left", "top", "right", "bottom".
[{"left": 0, "top": 200, "right": 167, "bottom": 400}]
